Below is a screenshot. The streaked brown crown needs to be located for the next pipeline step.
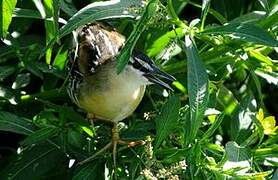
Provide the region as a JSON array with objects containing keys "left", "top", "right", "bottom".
[{"left": 76, "top": 22, "right": 125, "bottom": 75}]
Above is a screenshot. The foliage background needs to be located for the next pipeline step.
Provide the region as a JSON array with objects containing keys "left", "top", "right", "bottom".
[{"left": 0, "top": 0, "right": 278, "bottom": 179}]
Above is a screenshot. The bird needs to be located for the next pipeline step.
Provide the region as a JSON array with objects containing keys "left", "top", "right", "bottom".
[{"left": 67, "top": 22, "right": 175, "bottom": 167}]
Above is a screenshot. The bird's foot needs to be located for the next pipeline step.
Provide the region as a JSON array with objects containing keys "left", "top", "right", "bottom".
[{"left": 77, "top": 123, "right": 144, "bottom": 167}]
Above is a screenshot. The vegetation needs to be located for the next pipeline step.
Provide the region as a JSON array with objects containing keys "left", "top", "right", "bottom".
[{"left": 0, "top": 0, "right": 278, "bottom": 179}]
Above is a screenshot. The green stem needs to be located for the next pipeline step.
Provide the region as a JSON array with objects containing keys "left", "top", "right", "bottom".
[
  {"left": 167, "top": 0, "right": 188, "bottom": 29},
  {"left": 187, "top": 1, "right": 227, "bottom": 24}
]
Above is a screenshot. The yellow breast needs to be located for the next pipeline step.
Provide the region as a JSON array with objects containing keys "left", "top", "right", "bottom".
[{"left": 77, "top": 60, "right": 148, "bottom": 122}]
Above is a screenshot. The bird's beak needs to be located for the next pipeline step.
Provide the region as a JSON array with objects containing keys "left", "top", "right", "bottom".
[{"left": 144, "top": 65, "right": 176, "bottom": 91}]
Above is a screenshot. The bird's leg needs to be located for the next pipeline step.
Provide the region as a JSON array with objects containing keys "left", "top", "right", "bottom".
[
  {"left": 77, "top": 117, "right": 144, "bottom": 168},
  {"left": 111, "top": 122, "right": 119, "bottom": 169},
  {"left": 77, "top": 113, "right": 113, "bottom": 166}
]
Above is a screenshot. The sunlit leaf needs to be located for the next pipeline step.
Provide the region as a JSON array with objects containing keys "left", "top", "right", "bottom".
[
  {"left": 255, "top": 69, "right": 278, "bottom": 85},
  {"left": 44, "top": 0, "right": 60, "bottom": 64},
  {"left": 200, "top": 0, "right": 211, "bottom": 30},
  {"left": 147, "top": 28, "right": 185, "bottom": 57},
  {"left": 216, "top": 85, "right": 238, "bottom": 115},
  {"left": 230, "top": 95, "right": 257, "bottom": 144},
  {"left": 117, "top": 0, "right": 159, "bottom": 73},
  {"left": 59, "top": 0, "right": 143, "bottom": 39},
  {"left": 184, "top": 35, "right": 209, "bottom": 144},
  {"left": 223, "top": 141, "right": 251, "bottom": 175},
  {"left": 0, "top": 0, "right": 17, "bottom": 37},
  {"left": 201, "top": 23, "right": 278, "bottom": 47},
  {"left": 230, "top": 11, "right": 266, "bottom": 24},
  {"left": 53, "top": 45, "right": 68, "bottom": 70},
  {"left": 154, "top": 96, "right": 180, "bottom": 149}
]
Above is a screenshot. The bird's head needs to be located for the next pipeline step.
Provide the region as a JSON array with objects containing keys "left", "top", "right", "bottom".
[{"left": 75, "top": 22, "right": 125, "bottom": 75}]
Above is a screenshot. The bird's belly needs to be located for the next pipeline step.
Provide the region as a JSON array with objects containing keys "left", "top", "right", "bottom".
[{"left": 78, "top": 85, "right": 146, "bottom": 122}]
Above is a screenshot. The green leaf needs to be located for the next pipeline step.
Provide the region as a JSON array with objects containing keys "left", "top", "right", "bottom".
[
  {"left": 224, "top": 141, "right": 251, "bottom": 173},
  {"left": 154, "top": 96, "right": 180, "bottom": 149},
  {"left": 53, "top": 45, "right": 68, "bottom": 70},
  {"left": 116, "top": 0, "right": 159, "bottom": 73},
  {"left": 35, "top": 62, "right": 65, "bottom": 79},
  {"left": 73, "top": 162, "right": 105, "bottom": 180},
  {"left": 216, "top": 85, "right": 238, "bottom": 116},
  {"left": 12, "top": 73, "right": 31, "bottom": 89},
  {"left": 60, "top": 0, "right": 77, "bottom": 16},
  {"left": 230, "top": 95, "right": 257, "bottom": 144},
  {"left": 259, "top": 7, "right": 278, "bottom": 28},
  {"left": 201, "top": 23, "right": 278, "bottom": 47},
  {"left": 0, "top": 66, "right": 16, "bottom": 81},
  {"left": 12, "top": 8, "right": 41, "bottom": 19},
  {"left": 21, "top": 127, "right": 59, "bottom": 146},
  {"left": 59, "top": 0, "right": 144, "bottom": 39},
  {"left": 230, "top": 11, "right": 266, "bottom": 24},
  {"left": 24, "top": 62, "right": 44, "bottom": 79},
  {"left": 0, "top": 111, "right": 36, "bottom": 135},
  {"left": 274, "top": 169, "right": 278, "bottom": 180},
  {"left": 44, "top": 0, "right": 60, "bottom": 64},
  {"left": 248, "top": 50, "right": 273, "bottom": 66},
  {"left": 146, "top": 28, "right": 185, "bottom": 57},
  {"left": 201, "top": 113, "right": 225, "bottom": 141},
  {"left": 156, "top": 148, "right": 187, "bottom": 164},
  {"left": 1, "top": 143, "right": 67, "bottom": 179},
  {"left": 0, "top": 0, "right": 17, "bottom": 37},
  {"left": 258, "top": 0, "right": 270, "bottom": 12},
  {"left": 255, "top": 69, "right": 278, "bottom": 85},
  {"left": 12, "top": 8, "right": 67, "bottom": 24},
  {"left": 184, "top": 35, "right": 209, "bottom": 144},
  {"left": 200, "top": 0, "right": 211, "bottom": 30}
]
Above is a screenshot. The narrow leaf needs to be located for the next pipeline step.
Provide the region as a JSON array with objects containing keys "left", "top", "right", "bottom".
[
  {"left": 73, "top": 162, "right": 105, "bottom": 180},
  {"left": 259, "top": 8, "right": 278, "bottom": 28},
  {"left": 201, "top": 113, "right": 225, "bottom": 141},
  {"left": 44, "top": 0, "right": 60, "bottom": 64},
  {"left": 21, "top": 127, "right": 59, "bottom": 146},
  {"left": 184, "top": 35, "right": 209, "bottom": 145},
  {"left": 117, "top": 0, "right": 159, "bottom": 73},
  {"left": 255, "top": 69, "right": 278, "bottom": 85},
  {"left": 12, "top": 8, "right": 67, "bottom": 24},
  {"left": 0, "top": 0, "right": 17, "bottom": 37},
  {"left": 230, "top": 11, "right": 266, "bottom": 24},
  {"left": 0, "top": 66, "right": 16, "bottom": 81},
  {"left": 200, "top": 0, "right": 211, "bottom": 30},
  {"left": 0, "top": 111, "right": 36, "bottom": 135},
  {"left": 59, "top": 0, "right": 143, "bottom": 39},
  {"left": 147, "top": 28, "right": 185, "bottom": 57},
  {"left": 201, "top": 23, "right": 278, "bottom": 47},
  {"left": 1, "top": 143, "right": 67, "bottom": 179},
  {"left": 60, "top": 0, "right": 77, "bottom": 16},
  {"left": 258, "top": 0, "right": 270, "bottom": 12},
  {"left": 155, "top": 96, "right": 180, "bottom": 149}
]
